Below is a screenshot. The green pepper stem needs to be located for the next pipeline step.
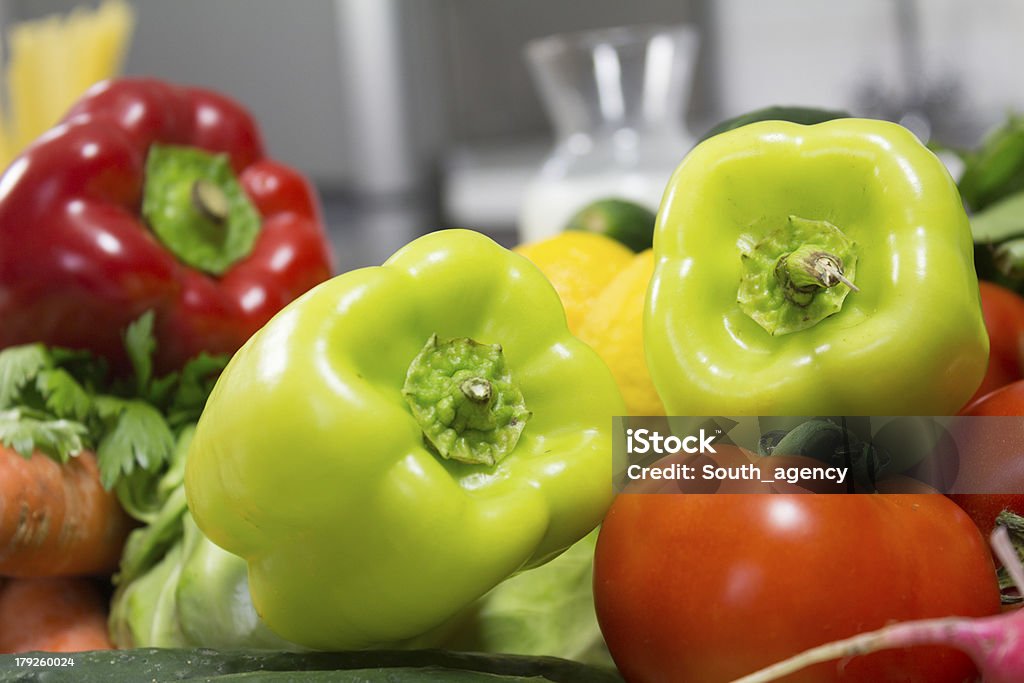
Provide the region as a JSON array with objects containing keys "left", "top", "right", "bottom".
[
  {"left": 813, "top": 256, "right": 859, "bottom": 292},
  {"left": 738, "top": 216, "right": 859, "bottom": 335},
  {"left": 402, "top": 335, "right": 530, "bottom": 466},
  {"left": 460, "top": 377, "right": 493, "bottom": 404},
  {"left": 776, "top": 245, "right": 859, "bottom": 307}
]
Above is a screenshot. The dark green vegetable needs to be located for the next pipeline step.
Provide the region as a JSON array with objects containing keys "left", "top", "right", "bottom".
[
  {"left": 698, "top": 105, "right": 850, "bottom": 143},
  {"left": 442, "top": 529, "right": 613, "bottom": 668},
  {"left": 564, "top": 199, "right": 656, "bottom": 252},
  {"left": 183, "top": 671, "right": 540, "bottom": 682},
  {"left": 959, "top": 115, "right": 1024, "bottom": 291},
  {"left": 0, "top": 312, "right": 226, "bottom": 491},
  {"left": 959, "top": 115, "right": 1024, "bottom": 212},
  {"left": 0, "top": 649, "right": 623, "bottom": 683},
  {"left": 969, "top": 190, "right": 1024, "bottom": 290}
]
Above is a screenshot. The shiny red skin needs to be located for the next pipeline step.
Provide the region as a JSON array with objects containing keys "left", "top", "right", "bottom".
[
  {"left": 594, "top": 494, "right": 1000, "bottom": 683},
  {"left": 959, "top": 281, "right": 1024, "bottom": 534},
  {"left": 962, "top": 379, "right": 1024, "bottom": 417},
  {"left": 967, "top": 282, "right": 1024, "bottom": 406},
  {"left": 955, "top": 378, "right": 1024, "bottom": 539},
  {"left": 0, "top": 78, "right": 333, "bottom": 372},
  {"left": 949, "top": 494, "right": 1024, "bottom": 542}
]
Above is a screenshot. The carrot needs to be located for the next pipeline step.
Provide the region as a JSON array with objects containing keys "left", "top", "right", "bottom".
[
  {"left": 0, "top": 447, "right": 133, "bottom": 577},
  {"left": 731, "top": 527, "right": 1024, "bottom": 683},
  {"left": 0, "top": 576, "right": 113, "bottom": 652}
]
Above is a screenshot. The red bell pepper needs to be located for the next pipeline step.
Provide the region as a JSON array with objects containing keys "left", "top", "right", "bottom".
[{"left": 0, "top": 78, "right": 333, "bottom": 371}]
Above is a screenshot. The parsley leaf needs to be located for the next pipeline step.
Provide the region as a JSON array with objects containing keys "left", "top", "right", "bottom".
[
  {"left": 124, "top": 311, "right": 156, "bottom": 396},
  {"left": 36, "top": 368, "right": 92, "bottom": 420},
  {"left": 0, "top": 312, "right": 223, "bottom": 493},
  {"left": 95, "top": 397, "right": 175, "bottom": 489},
  {"left": 50, "top": 346, "right": 108, "bottom": 389},
  {"left": 170, "top": 352, "right": 229, "bottom": 424},
  {"left": 0, "top": 344, "right": 50, "bottom": 407},
  {"left": 0, "top": 408, "right": 89, "bottom": 461}
]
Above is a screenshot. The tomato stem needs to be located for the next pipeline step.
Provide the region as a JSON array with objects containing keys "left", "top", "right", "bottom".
[{"left": 996, "top": 510, "right": 1024, "bottom": 603}]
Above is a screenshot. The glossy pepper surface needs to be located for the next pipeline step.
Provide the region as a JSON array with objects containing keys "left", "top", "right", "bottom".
[
  {"left": 184, "top": 229, "right": 625, "bottom": 649},
  {"left": 645, "top": 119, "right": 988, "bottom": 415},
  {"left": 0, "top": 78, "right": 332, "bottom": 372}
]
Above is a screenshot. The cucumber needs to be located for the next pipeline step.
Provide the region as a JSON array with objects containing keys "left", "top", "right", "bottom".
[
  {"left": 564, "top": 198, "right": 656, "bottom": 252},
  {"left": 698, "top": 105, "right": 850, "bottom": 143},
  {"left": 0, "top": 648, "right": 624, "bottom": 682},
  {"left": 188, "top": 670, "right": 537, "bottom": 681}
]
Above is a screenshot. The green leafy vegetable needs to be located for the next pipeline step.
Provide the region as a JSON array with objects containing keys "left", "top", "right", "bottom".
[
  {"left": 0, "top": 344, "right": 48, "bottom": 407},
  {"left": 36, "top": 368, "right": 92, "bottom": 420},
  {"left": 0, "top": 310, "right": 227, "bottom": 495},
  {"left": 969, "top": 190, "right": 1024, "bottom": 288},
  {"left": 959, "top": 114, "right": 1024, "bottom": 212},
  {"left": 0, "top": 408, "right": 88, "bottom": 461},
  {"left": 124, "top": 311, "right": 156, "bottom": 395},
  {"left": 95, "top": 397, "right": 176, "bottom": 489},
  {"left": 167, "top": 353, "right": 229, "bottom": 427},
  {"left": 971, "top": 190, "right": 1024, "bottom": 243},
  {"left": 447, "top": 529, "right": 613, "bottom": 668}
]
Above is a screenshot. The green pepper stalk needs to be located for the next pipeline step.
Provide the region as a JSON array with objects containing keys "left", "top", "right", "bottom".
[
  {"left": 738, "top": 216, "right": 860, "bottom": 335},
  {"left": 403, "top": 335, "right": 531, "bottom": 467}
]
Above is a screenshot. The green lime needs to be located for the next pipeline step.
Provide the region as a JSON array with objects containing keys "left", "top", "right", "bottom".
[{"left": 564, "top": 198, "right": 656, "bottom": 252}]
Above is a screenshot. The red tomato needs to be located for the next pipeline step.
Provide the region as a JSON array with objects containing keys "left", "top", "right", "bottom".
[
  {"left": 948, "top": 493, "right": 1024, "bottom": 540},
  {"left": 951, "top": 385, "right": 1024, "bottom": 538},
  {"left": 594, "top": 494, "right": 1000, "bottom": 683},
  {"left": 967, "top": 282, "right": 1024, "bottom": 406},
  {"left": 961, "top": 379, "right": 1024, "bottom": 416}
]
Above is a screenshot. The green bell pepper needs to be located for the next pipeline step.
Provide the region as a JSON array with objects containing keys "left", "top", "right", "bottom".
[
  {"left": 645, "top": 119, "right": 988, "bottom": 415},
  {"left": 185, "top": 229, "right": 624, "bottom": 650}
]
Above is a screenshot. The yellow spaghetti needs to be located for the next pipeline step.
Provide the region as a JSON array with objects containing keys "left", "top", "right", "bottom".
[{"left": 0, "top": 0, "right": 135, "bottom": 166}]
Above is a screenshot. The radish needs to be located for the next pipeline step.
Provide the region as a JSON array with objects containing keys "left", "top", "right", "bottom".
[{"left": 732, "top": 527, "right": 1024, "bottom": 683}]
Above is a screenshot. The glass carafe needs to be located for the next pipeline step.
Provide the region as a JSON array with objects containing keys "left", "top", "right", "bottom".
[{"left": 519, "top": 24, "right": 699, "bottom": 243}]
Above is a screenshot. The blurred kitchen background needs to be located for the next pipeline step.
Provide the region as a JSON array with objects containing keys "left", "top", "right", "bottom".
[{"left": 3, "top": 0, "right": 1023, "bottom": 271}]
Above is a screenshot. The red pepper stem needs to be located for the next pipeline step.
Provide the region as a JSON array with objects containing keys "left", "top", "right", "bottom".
[
  {"left": 141, "top": 144, "right": 261, "bottom": 276},
  {"left": 191, "top": 179, "right": 230, "bottom": 225}
]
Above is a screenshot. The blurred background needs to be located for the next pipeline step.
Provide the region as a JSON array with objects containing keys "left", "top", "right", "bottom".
[{"left": 2, "top": 0, "right": 1023, "bottom": 271}]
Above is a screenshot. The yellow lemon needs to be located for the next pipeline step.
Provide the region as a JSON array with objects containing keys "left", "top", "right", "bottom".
[
  {"left": 515, "top": 232, "right": 634, "bottom": 335},
  {"left": 579, "top": 250, "right": 665, "bottom": 416}
]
